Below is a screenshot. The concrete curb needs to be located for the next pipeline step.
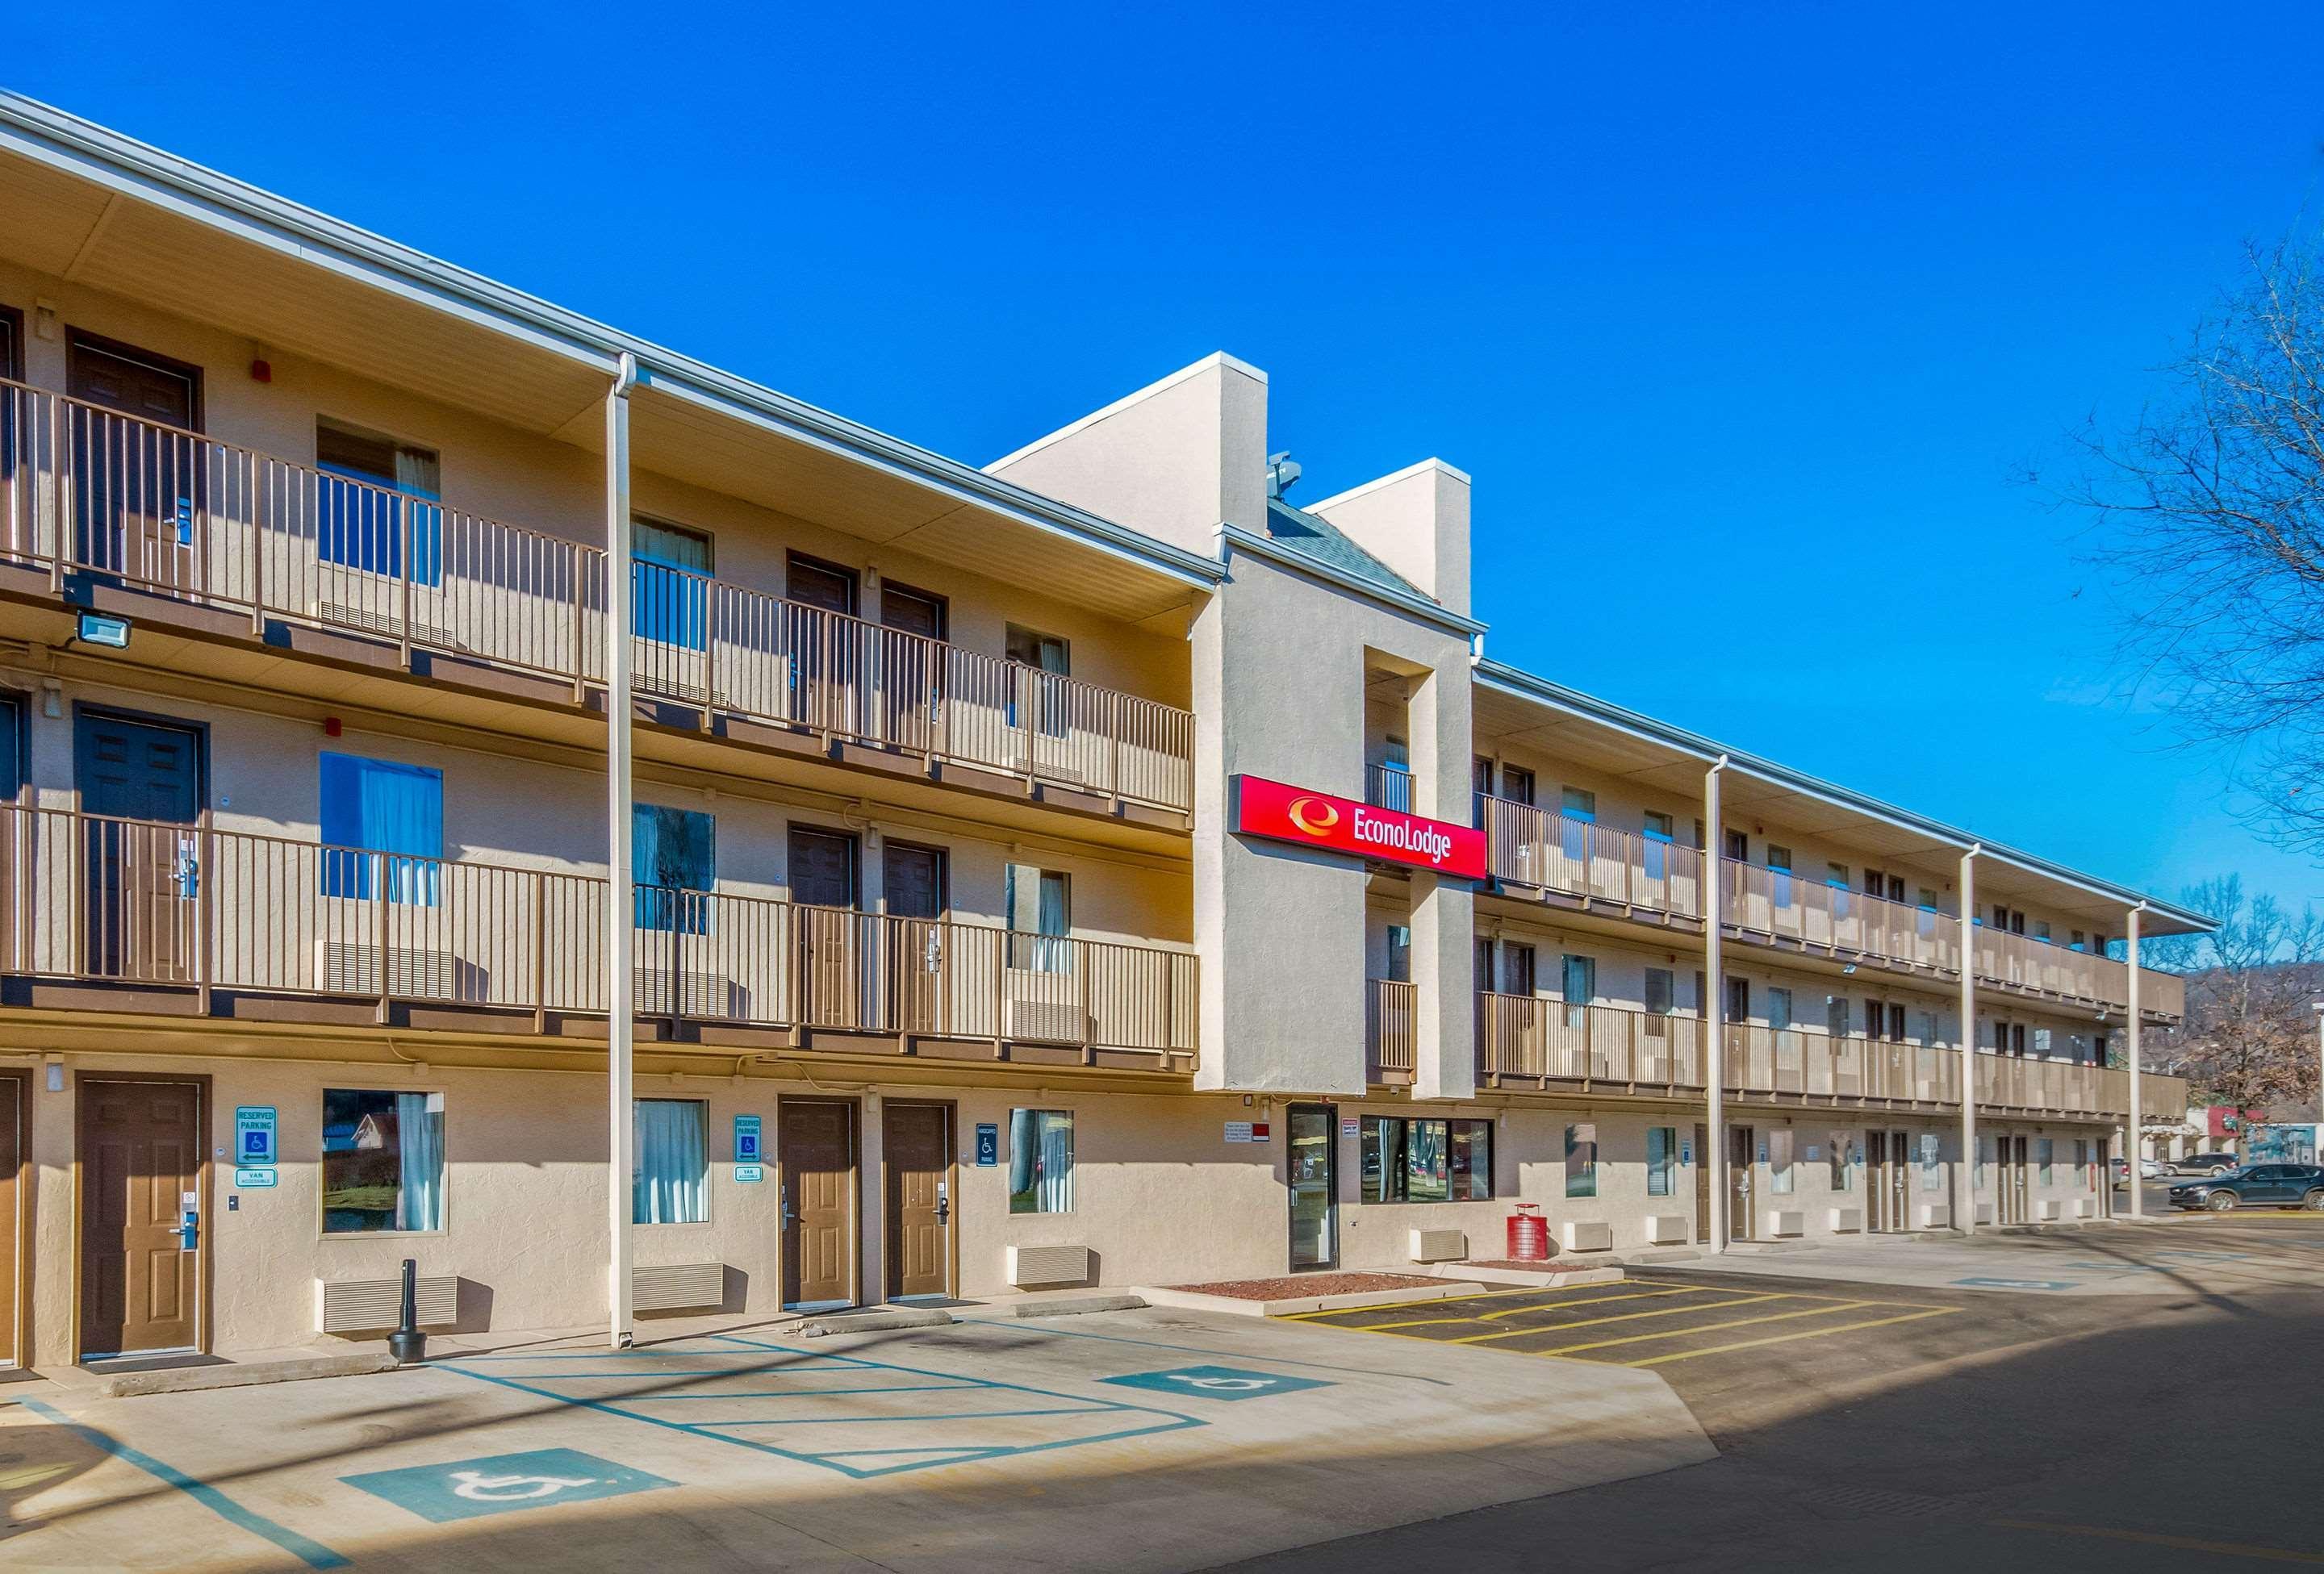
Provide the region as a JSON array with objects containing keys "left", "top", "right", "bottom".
[
  {"left": 1134, "top": 1284, "right": 1465, "bottom": 1318},
  {"left": 94, "top": 1353, "right": 401, "bottom": 1399},
  {"left": 796, "top": 1306, "right": 956, "bottom": 1338},
  {"left": 1615, "top": 1248, "right": 1706, "bottom": 1266},
  {"left": 1439, "top": 1265, "right": 1628, "bottom": 1288},
  {"left": 1005, "top": 1294, "right": 1148, "bottom": 1318}
]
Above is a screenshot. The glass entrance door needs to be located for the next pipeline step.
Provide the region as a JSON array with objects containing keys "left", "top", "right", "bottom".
[{"left": 1287, "top": 1104, "right": 1337, "bottom": 1271}]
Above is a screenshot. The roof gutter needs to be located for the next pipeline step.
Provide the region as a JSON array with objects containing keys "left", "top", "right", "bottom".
[{"left": 0, "top": 93, "right": 1223, "bottom": 593}]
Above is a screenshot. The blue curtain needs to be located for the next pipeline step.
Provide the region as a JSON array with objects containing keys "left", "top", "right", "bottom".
[
  {"left": 1009, "top": 1108, "right": 1037, "bottom": 1196},
  {"left": 632, "top": 1099, "right": 708, "bottom": 1223},
  {"left": 316, "top": 462, "right": 442, "bottom": 586},
  {"left": 632, "top": 519, "right": 711, "bottom": 651},
  {"left": 320, "top": 753, "right": 443, "bottom": 904},
  {"left": 394, "top": 1092, "right": 445, "bottom": 1230},
  {"left": 633, "top": 803, "right": 713, "bottom": 933}
]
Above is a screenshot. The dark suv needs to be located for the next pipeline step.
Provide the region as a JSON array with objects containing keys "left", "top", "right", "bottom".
[{"left": 2167, "top": 1164, "right": 2324, "bottom": 1212}]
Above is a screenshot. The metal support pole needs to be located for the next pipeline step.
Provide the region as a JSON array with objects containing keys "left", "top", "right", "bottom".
[
  {"left": 2126, "top": 903, "right": 2145, "bottom": 1221},
  {"left": 1958, "top": 845, "right": 1978, "bottom": 1235},
  {"left": 606, "top": 352, "right": 639, "bottom": 1350},
  {"left": 1704, "top": 756, "right": 1728, "bottom": 1254}
]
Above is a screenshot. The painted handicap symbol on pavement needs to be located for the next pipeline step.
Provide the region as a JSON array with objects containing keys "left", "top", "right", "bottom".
[
  {"left": 1100, "top": 1364, "right": 1332, "bottom": 1401},
  {"left": 341, "top": 1447, "right": 674, "bottom": 1522}
]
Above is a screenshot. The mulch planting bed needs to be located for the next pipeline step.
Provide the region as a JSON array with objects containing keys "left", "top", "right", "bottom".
[{"left": 1167, "top": 1273, "right": 1448, "bottom": 1299}]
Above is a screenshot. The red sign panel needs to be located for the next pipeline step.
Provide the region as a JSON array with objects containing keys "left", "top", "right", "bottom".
[{"left": 1231, "top": 774, "right": 1488, "bottom": 879}]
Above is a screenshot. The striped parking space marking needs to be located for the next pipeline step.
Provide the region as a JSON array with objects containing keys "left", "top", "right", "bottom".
[{"left": 1294, "top": 1278, "right": 1960, "bottom": 1367}]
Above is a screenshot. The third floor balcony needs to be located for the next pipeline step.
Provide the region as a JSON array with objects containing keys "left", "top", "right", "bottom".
[{"left": 0, "top": 378, "right": 1195, "bottom": 818}]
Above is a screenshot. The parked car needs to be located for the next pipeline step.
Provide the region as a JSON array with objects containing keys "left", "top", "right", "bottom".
[
  {"left": 2167, "top": 1164, "right": 2324, "bottom": 1212},
  {"left": 2142, "top": 1158, "right": 2170, "bottom": 1179},
  {"left": 2171, "top": 1152, "right": 2241, "bottom": 1177}
]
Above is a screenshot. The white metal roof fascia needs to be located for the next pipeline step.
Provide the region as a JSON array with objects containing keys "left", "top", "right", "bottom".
[
  {"left": 0, "top": 93, "right": 1223, "bottom": 594},
  {"left": 1217, "top": 522, "right": 1486, "bottom": 637},
  {"left": 1474, "top": 659, "right": 2216, "bottom": 933}
]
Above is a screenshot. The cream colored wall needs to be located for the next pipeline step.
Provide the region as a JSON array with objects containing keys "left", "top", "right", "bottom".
[
  {"left": 0, "top": 261, "right": 1188, "bottom": 711},
  {"left": 1308, "top": 460, "right": 1472, "bottom": 616}
]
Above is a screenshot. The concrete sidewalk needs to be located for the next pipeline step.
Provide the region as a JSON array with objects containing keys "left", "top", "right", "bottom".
[{"left": 0, "top": 1302, "right": 1712, "bottom": 1573}]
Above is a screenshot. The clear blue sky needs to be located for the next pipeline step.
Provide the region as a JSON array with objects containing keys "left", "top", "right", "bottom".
[{"left": 22, "top": 2, "right": 2324, "bottom": 912}]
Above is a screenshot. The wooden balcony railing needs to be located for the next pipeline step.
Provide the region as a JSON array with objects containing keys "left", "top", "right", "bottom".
[
  {"left": 0, "top": 378, "right": 1193, "bottom": 812},
  {"left": 0, "top": 803, "right": 1196, "bottom": 1058},
  {"left": 1475, "top": 794, "right": 1703, "bottom": 917},
  {"left": 1970, "top": 925, "right": 2186, "bottom": 1020},
  {"left": 1475, "top": 992, "right": 2163, "bottom": 1120},
  {"left": 1721, "top": 860, "right": 1961, "bottom": 972},
  {"left": 1368, "top": 977, "right": 1416, "bottom": 1078}
]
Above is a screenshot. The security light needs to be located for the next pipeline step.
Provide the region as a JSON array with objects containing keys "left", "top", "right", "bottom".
[{"left": 75, "top": 612, "right": 131, "bottom": 649}]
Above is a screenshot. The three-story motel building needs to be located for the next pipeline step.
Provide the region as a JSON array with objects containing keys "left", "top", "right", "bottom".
[{"left": 0, "top": 96, "right": 2201, "bottom": 1368}]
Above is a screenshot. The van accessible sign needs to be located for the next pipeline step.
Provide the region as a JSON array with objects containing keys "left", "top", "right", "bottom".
[{"left": 1231, "top": 774, "right": 1487, "bottom": 879}]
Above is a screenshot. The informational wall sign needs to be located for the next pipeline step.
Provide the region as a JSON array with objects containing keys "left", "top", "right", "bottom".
[
  {"left": 1758, "top": 1142, "right": 1769, "bottom": 1163},
  {"left": 1224, "top": 1121, "right": 1254, "bottom": 1143},
  {"left": 235, "top": 1105, "right": 277, "bottom": 1168},
  {"left": 1230, "top": 774, "right": 1488, "bottom": 879},
  {"left": 975, "top": 1123, "right": 1000, "bottom": 1167},
  {"left": 734, "top": 1114, "right": 762, "bottom": 1163},
  {"left": 233, "top": 1167, "right": 278, "bottom": 1188},
  {"left": 1681, "top": 1142, "right": 1694, "bottom": 1165},
  {"left": 1252, "top": 1122, "right": 1271, "bottom": 1142},
  {"left": 1805, "top": 1145, "right": 1821, "bottom": 1162},
  {"left": 1341, "top": 1117, "right": 1361, "bottom": 1138},
  {"left": 734, "top": 1164, "right": 764, "bottom": 1183}
]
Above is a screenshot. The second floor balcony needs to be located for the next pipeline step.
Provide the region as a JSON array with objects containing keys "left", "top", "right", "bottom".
[
  {"left": 0, "top": 378, "right": 1195, "bottom": 816},
  {"left": 2, "top": 802, "right": 1198, "bottom": 1068}
]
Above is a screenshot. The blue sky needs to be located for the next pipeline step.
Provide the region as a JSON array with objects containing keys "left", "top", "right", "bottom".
[{"left": 21, "top": 2, "right": 2324, "bottom": 912}]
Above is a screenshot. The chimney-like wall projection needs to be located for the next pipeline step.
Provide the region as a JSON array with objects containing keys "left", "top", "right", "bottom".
[{"left": 1305, "top": 459, "right": 1472, "bottom": 615}]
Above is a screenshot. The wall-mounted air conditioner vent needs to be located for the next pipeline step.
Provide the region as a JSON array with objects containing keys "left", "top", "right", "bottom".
[
  {"left": 316, "top": 1274, "right": 458, "bottom": 1334},
  {"left": 1829, "top": 1207, "right": 1863, "bottom": 1234},
  {"left": 320, "top": 940, "right": 458, "bottom": 1000},
  {"left": 633, "top": 1261, "right": 724, "bottom": 1312},
  {"left": 316, "top": 601, "right": 466, "bottom": 650},
  {"left": 1007, "top": 1243, "right": 1091, "bottom": 1287},
  {"left": 1763, "top": 1209, "right": 1805, "bottom": 1238},
  {"left": 1645, "top": 1214, "right": 1690, "bottom": 1245},
  {"left": 1562, "top": 1220, "right": 1614, "bottom": 1253},
  {"left": 1407, "top": 1228, "right": 1466, "bottom": 1263}
]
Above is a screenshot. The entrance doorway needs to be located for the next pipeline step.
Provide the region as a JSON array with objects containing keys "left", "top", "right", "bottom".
[
  {"left": 65, "top": 332, "right": 204, "bottom": 586},
  {"left": 1287, "top": 1104, "right": 1337, "bottom": 1271},
  {"left": 1693, "top": 1121, "right": 1711, "bottom": 1243},
  {"left": 788, "top": 825, "right": 860, "bottom": 1029},
  {"left": 882, "top": 841, "right": 947, "bottom": 1035},
  {"left": 780, "top": 1099, "right": 857, "bottom": 1309},
  {"left": 1999, "top": 1134, "right": 2030, "bottom": 1224},
  {"left": 78, "top": 1074, "right": 205, "bottom": 1358},
  {"left": 76, "top": 710, "right": 203, "bottom": 983},
  {"left": 1728, "top": 1125, "right": 1754, "bottom": 1241},
  {"left": 0, "top": 1071, "right": 22, "bottom": 1367},
  {"left": 1866, "top": 1129, "right": 1911, "bottom": 1231},
  {"left": 882, "top": 1102, "right": 952, "bottom": 1301}
]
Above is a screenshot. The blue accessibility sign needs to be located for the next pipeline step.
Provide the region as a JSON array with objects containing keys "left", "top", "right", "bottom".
[
  {"left": 1950, "top": 1277, "right": 2076, "bottom": 1291},
  {"left": 1099, "top": 1364, "right": 1331, "bottom": 1401},
  {"left": 341, "top": 1448, "right": 673, "bottom": 1522}
]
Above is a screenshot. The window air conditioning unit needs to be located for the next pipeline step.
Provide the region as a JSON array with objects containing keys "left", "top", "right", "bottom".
[
  {"left": 1407, "top": 1228, "right": 1467, "bottom": 1263},
  {"left": 1645, "top": 1214, "right": 1690, "bottom": 1245},
  {"left": 633, "top": 1261, "right": 725, "bottom": 1313},
  {"left": 1829, "top": 1207, "right": 1863, "bottom": 1234},
  {"left": 1562, "top": 1220, "right": 1614, "bottom": 1253},
  {"left": 1763, "top": 1209, "right": 1804, "bottom": 1238},
  {"left": 1007, "top": 1243, "right": 1092, "bottom": 1288},
  {"left": 1003, "top": 969, "right": 1087, "bottom": 1044},
  {"left": 633, "top": 968, "right": 734, "bottom": 1018},
  {"left": 320, "top": 939, "right": 458, "bottom": 1000},
  {"left": 317, "top": 1274, "right": 458, "bottom": 1334},
  {"left": 315, "top": 600, "right": 466, "bottom": 651}
]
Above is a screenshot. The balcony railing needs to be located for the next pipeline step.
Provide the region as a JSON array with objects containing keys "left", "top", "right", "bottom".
[
  {"left": 1474, "top": 992, "right": 2175, "bottom": 1120},
  {"left": 1723, "top": 860, "right": 1961, "bottom": 972},
  {"left": 0, "top": 803, "right": 1196, "bottom": 1059},
  {"left": 1474, "top": 794, "right": 1703, "bottom": 918},
  {"left": 1368, "top": 977, "right": 1415, "bottom": 1078},
  {"left": 1364, "top": 764, "right": 1414, "bottom": 812},
  {"left": 0, "top": 378, "right": 1193, "bottom": 812},
  {"left": 1971, "top": 925, "right": 2186, "bottom": 1020}
]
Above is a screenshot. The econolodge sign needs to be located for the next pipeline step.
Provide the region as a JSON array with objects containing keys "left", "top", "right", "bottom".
[{"left": 1231, "top": 774, "right": 1487, "bottom": 879}]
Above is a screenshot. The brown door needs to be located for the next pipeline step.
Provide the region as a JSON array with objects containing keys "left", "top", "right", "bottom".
[
  {"left": 77, "top": 712, "right": 203, "bottom": 982},
  {"left": 785, "top": 552, "right": 860, "bottom": 732},
  {"left": 79, "top": 1077, "right": 203, "bottom": 1356},
  {"left": 878, "top": 581, "right": 947, "bottom": 753},
  {"left": 1728, "top": 1125, "right": 1753, "bottom": 1241},
  {"left": 789, "top": 825, "right": 859, "bottom": 1028},
  {"left": 882, "top": 841, "right": 947, "bottom": 1034},
  {"left": 884, "top": 1102, "right": 951, "bottom": 1301},
  {"left": 781, "top": 1099, "right": 856, "bottom": 1309},
  {"left": 1693, "top": 1121, "right": 1711, "bottom": 1242},
  {"left": 0, "top": 1071, "right": 22, "bottom": 1367},
  {"left": 66, "top": 333, "right": 203, "bottom": 585},
  {"left": 1889, "top": 1128, "right": 1912, "bottom": 1228},
  {"left": 1865, "top": 1131, "right": 1889, "bottom": 1230}
]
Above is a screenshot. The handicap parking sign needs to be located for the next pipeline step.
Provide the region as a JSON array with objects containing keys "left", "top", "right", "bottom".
[
  {"left": 341, "top": 1448, "right": 673, "bottom": 1522},
  {"left": 1100, "top": 1364, "right": 1331, "bottom": 1401}
]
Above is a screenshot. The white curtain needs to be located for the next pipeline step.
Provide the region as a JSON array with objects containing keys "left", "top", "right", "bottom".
[
  {"left": 633, "top": 1100, "right": 708, "bottom": 1223},
  {"left": 1038, "top": 1112, "right": 1074, "bottom": 1213},
  {"left": 394, "top": 1092, "right": 445, "bottom": 1230}
]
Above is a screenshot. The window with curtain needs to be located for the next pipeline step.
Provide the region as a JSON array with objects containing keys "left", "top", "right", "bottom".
[
  {"left": 633, "top": 1099, "right": 708, "bottom": 1224},
  {"left": 316, "top": 419, "right": 441, "bottom": 584},
  {"left": 320, "top": 752, "right": 443, "bottom": 904},
  {"left": 1385, "top": 925, "right": 1412, "bottom": 984},
  {"left": 1005, "top": 863, "right": 1072, "bottom": 974},
  {"left": 1770, "top": 1127, "right": 1796, "bottom": 1194},
  {"left": 1561, "top": 954, "right": 1595, "bottom": 1029},
  {"left": 633, "top": 516, "right": 713, "bottom": 651},
  {"left": 1768, "top": 987, "right": 1793, "bottom": 1032},
  {"left": 1829, "top": 1130, "right": 1854, "bottom": 1190},
  {"left": 1009, "top": 1108, "right": 1074, "bottom": 1213},
  {"left": 1641, "top": 809, "right": 1673, "bottom": 881},
  {"left": 634, "top": 803, "right": 714, "bottom": 933},
  {"left": 1005, "top": 624, "right": 1072, "bottom": 737},
  {"left": 1919, "top": 1132, "right": 1943, "bottom": 1192},
  {"left": 2038, "top": 1137, "right": 2055, "bottom": 1185},
  {"left": 1565, "top": 1122, "right": 1599, "bottom": 1198},
  {"left": 1767, "top": 844, "right": 1794, "bottom": 908},
  {"left": 321, "top": 1088, "right": 445, "bottom": 1234},
  {"left": 1558, "top": 785, "right": 1595, "bottom": 865},
  {"left": 1373, "top": 736, "right": 1412, "bottom": 812},
  {"left": 1647, "top": 1125, "right": 1678, "bottom": 1196}
]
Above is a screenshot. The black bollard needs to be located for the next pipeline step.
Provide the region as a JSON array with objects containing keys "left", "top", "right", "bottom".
[{"left": 387, "top": 1256, "right": 427, "bottom": 1364}]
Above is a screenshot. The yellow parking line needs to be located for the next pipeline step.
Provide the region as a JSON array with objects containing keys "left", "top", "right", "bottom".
[
  {"left": 1469, "top": 1287, "right": 1733, "bottom": 1322},
  {"left": 1528, "top": 1300, "right": 1876, "bottom": 1356},
  {"left": 1284, "top": 1284, "right": 1670, "bottom": 1326},
  {"left": 1335, "top": 1287, "right": 1707, "bottom": 1333},
  {"left": 1628, "top": 1277, "right": 1959, "bottom": 1313},
  {"left": 1625, "top": 1306, "right": 1958, "bottom": 1367},
  {"left": 1451, "top": 1293, "right": 1788, "bottom": 1344}
]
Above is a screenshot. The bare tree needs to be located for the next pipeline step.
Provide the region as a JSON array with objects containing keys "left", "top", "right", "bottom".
[
  {"left": 2045, "top": 232, "right": 2324, "bottom": 853},
  {"left": 2147, "top": 875, "right": 2324, "bottom": 1151}
]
